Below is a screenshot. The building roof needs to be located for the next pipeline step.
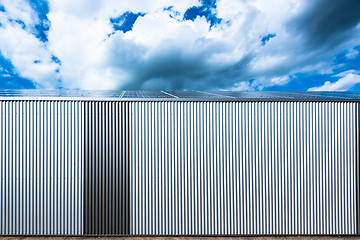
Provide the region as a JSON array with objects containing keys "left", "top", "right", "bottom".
[{"left": 0, "top": 89, "right": 359, "bottom": 101}]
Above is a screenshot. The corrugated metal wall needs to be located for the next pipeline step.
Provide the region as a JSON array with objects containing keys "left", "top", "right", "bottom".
[
  {"left": 128, "top": 101, "right": 358, "bottom": 235},
  {"left": 0, "top": 101, "right": 84, "bottom": 235},
  {"left": 0, "top": 100, "right": 359, "bottom": 235}
]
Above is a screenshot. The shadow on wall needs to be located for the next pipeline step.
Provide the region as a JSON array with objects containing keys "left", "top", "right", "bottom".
[{"left": 84, "top": 102, "right": 130, "bottom": 235}]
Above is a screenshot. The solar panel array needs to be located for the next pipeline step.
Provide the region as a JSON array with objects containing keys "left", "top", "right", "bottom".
[{"left": 0, "top": 89, "right": 359, "bottom": 100}]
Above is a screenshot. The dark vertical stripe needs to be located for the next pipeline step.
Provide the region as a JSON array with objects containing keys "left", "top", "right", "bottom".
[
  {"left": 84, "top": 101, "right": 88, "bottom": 234},
  {"left": 84, "top": 101, "right": 130, "bottom": 235}
]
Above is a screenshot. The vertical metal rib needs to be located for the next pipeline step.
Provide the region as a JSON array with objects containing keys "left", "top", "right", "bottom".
[{"left": 357, "top": 102, "right": 360, "bottom": 234}]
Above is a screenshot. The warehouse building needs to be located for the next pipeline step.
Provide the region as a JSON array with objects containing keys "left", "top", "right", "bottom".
[{"left": 0, "top": 90, "right": 359, "bottom": 236}]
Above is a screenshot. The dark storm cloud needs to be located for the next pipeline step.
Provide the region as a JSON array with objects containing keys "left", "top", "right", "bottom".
[
  {"left": 105, "top": 34, "right": 255, "bottom": 90},
  {"left": 116, "top": 48, "right": 216, "bottom": 90},
  {"left": 289, "top": 0, "right": 360, "bottom": 49}
]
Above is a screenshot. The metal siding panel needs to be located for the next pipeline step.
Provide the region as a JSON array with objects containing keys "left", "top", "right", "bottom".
[
  {"left": 128, "top": 101, "right": 358, "bottom": 235},
  {"left": 0, "top": 101, "right": 84, "bottom": 235},
  {"left": 0, "top": 100, "right": 358, "bottom": 235}
]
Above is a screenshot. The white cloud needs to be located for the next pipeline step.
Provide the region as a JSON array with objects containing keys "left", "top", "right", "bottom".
[
  {"left": 0, "top": 0, "right": 359, "bottom": 90},
  {"left": 48, "top": 0, "right": 199, "bottom": 20},
  {"left": 346, "top": 48, "right": 359, "bottom": 59},
  {"left": 250, "top": 75, "right": 291, "bottom": 90},
  {"left": 0, "top": 26, "right": 59, "bottom": 87},
  {"left": 229, "top": 81, "right": 254, "bottom": 91},
  {"left": 44, "top": 0, "right": 308, "bottom": 90},
  {"left": 308, "top": 70, "right": 360, "bottom": 91},
  {"left": 1, "top": 0, "right": 37, "bottom": 26},
  {"left": 0, "top": 0, "right": 60, "bottom": 88}
]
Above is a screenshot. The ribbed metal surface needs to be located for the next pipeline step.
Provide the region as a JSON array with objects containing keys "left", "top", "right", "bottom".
[
  {"left": 0, "top": 100, "right": 359, "bottom": 236},
  {"left": 128, "top": 101, "right": 358, "bottom": 235},
  {"left": 84, "top": 101, "right": 130, "bottom": 235},
  {"left": 0, "top": 101, "right": 84, "bottom": 235}
]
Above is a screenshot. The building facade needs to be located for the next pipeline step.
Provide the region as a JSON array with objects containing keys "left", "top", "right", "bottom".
[{"left": 0, "top": 90, "right": 359, "bottom": 235}]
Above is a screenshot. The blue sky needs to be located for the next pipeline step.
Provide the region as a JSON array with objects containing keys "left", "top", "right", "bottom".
[{"left": 0, "top": 0, "right": 359, "bottom": 91}]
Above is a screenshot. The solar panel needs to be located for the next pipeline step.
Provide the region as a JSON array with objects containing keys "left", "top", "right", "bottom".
[{"left": 0, "top": 89, "right": 359, "bottom": 100}]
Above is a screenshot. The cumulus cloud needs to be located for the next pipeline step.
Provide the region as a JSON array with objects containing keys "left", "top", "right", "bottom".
[
  {"left": 0, "top": 0, "right": 360, "bottom": 90},
  {"left": 0, "top": 0, "right": 60, "bottom": 88},
  {"left": 308, "top": 70, "right": 360, "bottom": 91}
]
